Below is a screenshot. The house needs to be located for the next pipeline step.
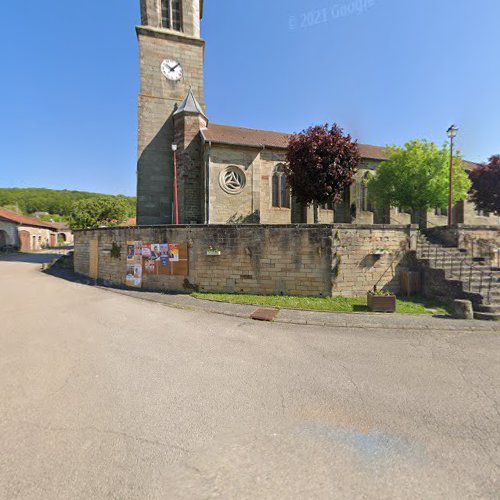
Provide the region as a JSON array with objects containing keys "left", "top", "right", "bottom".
[{"left": 0, "top": 208, "right": 62, "bottom": 251}]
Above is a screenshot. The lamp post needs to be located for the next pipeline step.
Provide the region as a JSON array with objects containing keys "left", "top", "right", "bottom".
[
  {"left": 172, "top": 144, "right": 179, "bottom": 225},
  {"left": 446, "top": 125, "right": 458, "bottom": 227}
]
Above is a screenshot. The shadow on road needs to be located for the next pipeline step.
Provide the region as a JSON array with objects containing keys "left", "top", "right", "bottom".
[
  {"left": 0, "top": 252, "right": 70, "bottom": 265},
  {"left": 44, "top": 266, "right": 190, "bottom": 296}
]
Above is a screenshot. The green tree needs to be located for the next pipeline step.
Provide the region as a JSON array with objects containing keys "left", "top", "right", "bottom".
[
  {"left": 70, "top": 198, "right": 129, "bottom": 230},
  {"left": 368, "top": 140, "right": 471, "bottom": 216},
  {"left": 0, "top": 188, "right": 136, "bottom": 219}
]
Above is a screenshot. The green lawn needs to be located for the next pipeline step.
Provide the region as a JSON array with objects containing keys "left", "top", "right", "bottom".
[{"left": 192, "top": 292, "right": 450, "bottom": 315}]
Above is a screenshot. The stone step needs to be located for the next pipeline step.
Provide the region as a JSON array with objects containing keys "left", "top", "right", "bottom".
[
  {"left": 436, "top": 266, "right": 499, "bottom": 275},
  {"left": 418, "top": 248, "right": 468, "bottom": 256},
  {"left": 482, "top": 293, "right": 500, "bottom": 302},
  {"left": 418, "top": 253, "right": 489, "bottom": 265},
  {"left": 445, "top": 273, "right": 500, "bottom": 282},
  {"left": 463, "top": 286, "right": 500, "bottom": 294},
  {"left": 476, "top": 304, "right": 500, "bottom": 313},
  {"left": 425, "top": 268, "right": 499, "bottom": 282},
  {"left": 418, "top": 258, "right": 497, "bottom": 274},
  {"left": 418, "top": 246, "right": 487, "bottom": 259},
  {"left": 474, "top": 311, "right": 500, "bottom": 321}
]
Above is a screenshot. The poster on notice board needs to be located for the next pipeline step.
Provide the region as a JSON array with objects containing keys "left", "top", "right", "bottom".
[
  {"left": 126, "top": 241, "right": 143, "bottom": 288},
  {"left": 142, "top": 243, "right": 187, "bottom": 276}
]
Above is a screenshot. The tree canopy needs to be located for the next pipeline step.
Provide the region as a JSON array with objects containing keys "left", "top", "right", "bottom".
[
  {"left": 469, "top": 155, "right": 500, "bottom": 215},
  {"left": 69, "top": 197, "right": 130, "bottom": 230},
  {"left": 368, "top": 140, "right": 471, "bottom": 213},
  {"left": 285, "top": 124, "right": 360, "bottom": 222},
  {"left": 0, "top": 188, "right": 136, "bottom": 220}
]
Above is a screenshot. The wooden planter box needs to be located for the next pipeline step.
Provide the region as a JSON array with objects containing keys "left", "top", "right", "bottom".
[{"left": 367, "top": 293, "right": 396, "bottom": 313}]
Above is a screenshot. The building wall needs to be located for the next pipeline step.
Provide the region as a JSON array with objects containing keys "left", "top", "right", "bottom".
[
  {"left": 175, "top": 113, "right": 207, "bottom": 224},
  {"left": 136, "top": 2, "right": 205, "bottom": 226},
  {"left": 58, "top": 231, "right": 74, "bottom": 246},
  {"left": 208, "top": 145, "right": 259, "bottom": 224},
  {"left": 203, "top": 144, "right": 499, "bottom": 229},
  {"left": 74, "top": 225, "right": 417, "bottom": 297},
  {"left": 0, "top": 221, "right": 19, "bottom": 247},
  {"left": 18, "top": 226, "right": 57, "bottom": 251},
  {"left": 258, "top": 149, "right": 291, "bottom": 224}
]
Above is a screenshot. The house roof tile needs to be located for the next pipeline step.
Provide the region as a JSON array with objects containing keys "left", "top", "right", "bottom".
[{"left": 0, "top": 208, "right": 59, "bottom": 230}]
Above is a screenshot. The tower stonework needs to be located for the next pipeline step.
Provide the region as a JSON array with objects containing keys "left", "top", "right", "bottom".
[{"left": 137, "top": 0, "right": 205, "bottom": 225}]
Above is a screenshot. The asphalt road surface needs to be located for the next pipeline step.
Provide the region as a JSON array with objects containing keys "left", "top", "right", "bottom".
[{"left": 1, "top": 253, "right": 499, "bottom": 499}]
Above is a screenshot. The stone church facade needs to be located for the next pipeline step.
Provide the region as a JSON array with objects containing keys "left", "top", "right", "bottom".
[{"left": 136, "top": 0, "right": 499, "bottom": 227}]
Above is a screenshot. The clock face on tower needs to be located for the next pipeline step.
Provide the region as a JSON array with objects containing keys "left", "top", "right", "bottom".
[{"left": 161, "top": 59, "right": 183, "bottom": 81}]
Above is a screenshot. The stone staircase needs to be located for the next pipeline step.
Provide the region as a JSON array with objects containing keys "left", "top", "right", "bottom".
[{"left": 416, "top": 235, "right": 500, "bottom": 321}]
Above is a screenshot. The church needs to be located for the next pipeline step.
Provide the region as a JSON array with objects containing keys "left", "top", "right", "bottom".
[{"left": 136, "top": 1, "right": 498, "bottom": 228}]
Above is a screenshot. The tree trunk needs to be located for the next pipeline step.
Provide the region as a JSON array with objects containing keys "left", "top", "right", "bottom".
[{"left": 313, "top": 202, "right": 319, "bottom": 224}]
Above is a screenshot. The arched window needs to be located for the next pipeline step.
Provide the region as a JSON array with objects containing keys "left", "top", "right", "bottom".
[
  {"left": 161, "top": 0, "right": 182, "bottom": 31},
  {"left": 272, "top": 165, "right": 290, "bottom": 208},
  {"left": 360, "top": 172, "right": 373, "bottom": 212}
]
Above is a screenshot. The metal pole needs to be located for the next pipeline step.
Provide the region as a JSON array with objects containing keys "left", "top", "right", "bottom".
[
  {"left": 173, "top": 149, "right": 179, "bottom": 225},
  {"left": 448, "top": 135, "right": 454, "bottom": 227}
]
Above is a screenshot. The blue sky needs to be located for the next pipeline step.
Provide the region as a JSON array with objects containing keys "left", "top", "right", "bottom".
[{"left": 1, "top": 0, "right": 498, "bottom": 196}]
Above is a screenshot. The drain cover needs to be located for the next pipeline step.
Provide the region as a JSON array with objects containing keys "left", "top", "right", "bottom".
[{"left": 250, "top": 308, "right": 279, "bottom": 322}]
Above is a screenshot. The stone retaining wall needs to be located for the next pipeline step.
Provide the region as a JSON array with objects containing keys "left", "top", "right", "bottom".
[
  {"left": 425, "top": 225, "right": 500, "bottom": 265},
  {"left": 74, "top": 224, "right": 417, "bottom": 297}
]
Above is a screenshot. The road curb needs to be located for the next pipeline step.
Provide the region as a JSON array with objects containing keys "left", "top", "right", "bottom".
[{"left": 94, "top": 285, "right": 500, "bottom": 334}]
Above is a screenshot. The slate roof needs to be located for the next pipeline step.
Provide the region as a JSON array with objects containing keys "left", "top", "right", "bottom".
[
  {"left": 0, "top": 208, "right": 59, "bottom": 230},
  {"left": 201, "top": 123, "right": 481, "bottom": 169},
  {"left": 174, "top": 88, "right": 207, "bottom": 120}
]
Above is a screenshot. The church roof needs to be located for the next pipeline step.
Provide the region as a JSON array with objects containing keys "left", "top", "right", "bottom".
[
  {"left": 202, "top": 123, "right": 389, "bottom": 160},
  {"left": 202, "top": 123, "right": 289, "bottom": 149},
  {"left": 174, "top": 88, "right": 207, "bottom": 120},
  {"left": 202, "top": 123, "right": 481, "bottom": 169}
]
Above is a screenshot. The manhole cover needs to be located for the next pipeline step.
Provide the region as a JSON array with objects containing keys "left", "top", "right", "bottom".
[{"left": 250, "top": 308, "right": 279, "bottom": 322}]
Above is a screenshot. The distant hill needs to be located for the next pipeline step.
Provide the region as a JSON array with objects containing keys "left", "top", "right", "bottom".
[{"left": 0, "top": 188, "right": 136, "bottom": 220}]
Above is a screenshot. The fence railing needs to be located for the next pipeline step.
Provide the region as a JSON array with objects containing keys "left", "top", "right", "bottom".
[
  {"left": 388, "top": 213, "right": 497, "bottom": 303},
  {"left": 466, "top": 238, "right": 500, "bottom": 268},
  {"left": 417, "top": 236, "right": 495, "bottom": 303}
]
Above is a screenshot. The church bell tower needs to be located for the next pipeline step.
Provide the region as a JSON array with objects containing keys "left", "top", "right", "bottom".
[{"left": 136, "top": 0, "right": 205, "bottom": 225}]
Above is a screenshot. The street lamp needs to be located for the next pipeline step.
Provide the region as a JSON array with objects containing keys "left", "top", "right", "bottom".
[
  {"left": 172, "top": 144, "right": 179, "bottom": 225},
  {"left": 446, "top": 125, "right": 458, "bottom": 227}
]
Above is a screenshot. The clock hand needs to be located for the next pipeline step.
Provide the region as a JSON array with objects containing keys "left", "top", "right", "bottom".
[{"left": 170, "top": 63, "right": 180, "bottom": 72}]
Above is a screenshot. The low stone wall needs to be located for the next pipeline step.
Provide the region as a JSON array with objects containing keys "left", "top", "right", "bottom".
[
  {"left": 417, "top": 264, "right": 483, "bottom": 309},
  {"left": 332, "top": 225, "right": 417, "bottom": 296},
  {"left": 74, "top": 224, "right": 417, "bottom": 297},
  {"left": 425, "top": 225, "right": 500, "bottom": 264}
]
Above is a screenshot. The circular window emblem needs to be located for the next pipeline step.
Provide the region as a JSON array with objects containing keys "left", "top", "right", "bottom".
[{"left": 220, "top": 167, "right": 246, "bottom": 194}]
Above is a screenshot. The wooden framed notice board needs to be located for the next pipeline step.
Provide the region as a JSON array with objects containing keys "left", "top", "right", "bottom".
[{"left": 126, "top": 241, "right": 189, "bottom": 288}]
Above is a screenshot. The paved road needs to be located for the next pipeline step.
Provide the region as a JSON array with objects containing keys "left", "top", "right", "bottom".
[{"left": 1, "top": 253, "right": 499, "bottom": 499}]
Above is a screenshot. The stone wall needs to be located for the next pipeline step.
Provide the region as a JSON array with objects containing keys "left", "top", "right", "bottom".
[
  {"left": 74, "top": 224, "right": 417, "bottom": 297},
  {"left": 462, "top": 200, "right": 500, "bottom": 226},
  {"left": 208, "top": 146, "right": 259, "bottom": 224},
  {"left": 331, "top": 225, "right": 417, "bottom": 296},
  {"left": 425, "top": 225, "right": 500, "bottom": 267},
  {"left": 426, "top": 225, "right": 500, "bottom": 248},
  {"left": 136, "top": 4, "right": 205, "bottom": 226}
]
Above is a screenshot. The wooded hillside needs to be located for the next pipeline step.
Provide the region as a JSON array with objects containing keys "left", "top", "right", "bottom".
[{"left": 0, "top": 188, "right": 136, "bottom": 220}]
